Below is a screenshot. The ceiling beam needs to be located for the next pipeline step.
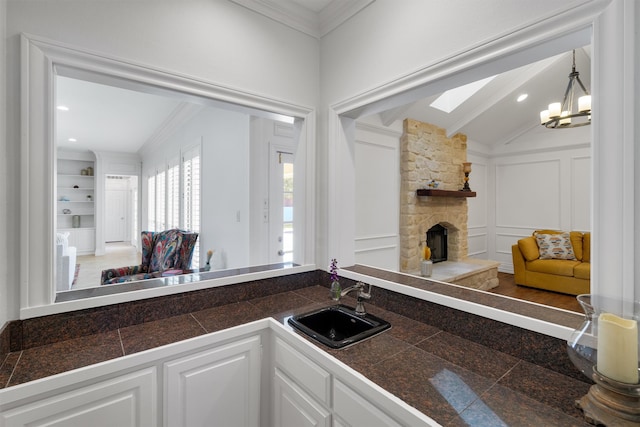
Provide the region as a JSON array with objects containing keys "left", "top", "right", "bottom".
[
  {"left": 445, "top": 53, "right": 567, "bottom": 138},
  {"left": 379, "top": 103, "right": 415, "bottom": 127}
]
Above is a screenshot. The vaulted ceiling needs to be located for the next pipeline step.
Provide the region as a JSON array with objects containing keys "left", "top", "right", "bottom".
[{"left": 56, "top": 0, "right": 592, "bottom": 153}]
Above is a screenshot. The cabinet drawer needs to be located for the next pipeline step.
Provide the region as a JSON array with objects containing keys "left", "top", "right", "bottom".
[{"left": 274, "top": 337, "right": 331, "bottom": 405}]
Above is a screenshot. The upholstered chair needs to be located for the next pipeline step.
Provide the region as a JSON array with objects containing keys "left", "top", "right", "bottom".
[{"left": 100, "top": 229, "right": 199, "bottom": 285}]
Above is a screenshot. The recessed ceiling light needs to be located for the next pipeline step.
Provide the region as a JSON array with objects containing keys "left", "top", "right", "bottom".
[
  {"left": 57, "top": 105, "right": 70, "bottom": 111},
  {"left": 517, "top": 94, "right": 528, "bottom": 102},
  {"left": 68, "top": 138, "right": 77, "bottom": 142}
]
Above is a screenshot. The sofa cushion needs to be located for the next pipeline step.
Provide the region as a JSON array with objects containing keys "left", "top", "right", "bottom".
[
  {"left": 583, "top": 232, "right": 591, "bottom": 263},
  {"left": 527, "top": 259, "right": 581, "bottom": 277},
  {"left": 518, "top": 237, "right": 540, "bottom": 261},
  {"left": 535, "top": 232, "right": 577, "bottom": 260},
  {"left": 574, "top": 263, "right": 590, "bottom": 280},
  {"left": 570, "top": 231, "right": 584, "bottom": 261}
]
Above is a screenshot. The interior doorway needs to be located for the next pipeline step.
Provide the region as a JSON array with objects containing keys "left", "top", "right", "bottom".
[
  {"left": 105, "top": 175, "right": 139, "bottom": 249},
  {"left": 269, "top": 149, "right": 294, "bottom": 264}
]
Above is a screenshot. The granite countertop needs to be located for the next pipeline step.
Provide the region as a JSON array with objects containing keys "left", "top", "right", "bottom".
[{"left": 0, "top": 285, "right": 591, "bottom": 426}]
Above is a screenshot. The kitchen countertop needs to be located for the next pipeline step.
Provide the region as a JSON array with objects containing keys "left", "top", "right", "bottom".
[{"left": 0, "top": 285, "right": 591, "bottom": 426}]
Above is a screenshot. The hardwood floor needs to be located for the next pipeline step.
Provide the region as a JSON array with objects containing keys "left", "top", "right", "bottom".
[{"left": 489, "top": 272, "right": 582, "bottom": 313}]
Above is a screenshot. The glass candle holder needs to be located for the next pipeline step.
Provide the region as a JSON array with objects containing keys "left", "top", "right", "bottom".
[{"left": 567, "top": 294, "right": 640, "bottom": 425}]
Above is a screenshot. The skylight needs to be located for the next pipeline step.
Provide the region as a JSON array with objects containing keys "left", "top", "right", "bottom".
[{"left": 430, "top": 75, "right": 496, "bottom": 113}]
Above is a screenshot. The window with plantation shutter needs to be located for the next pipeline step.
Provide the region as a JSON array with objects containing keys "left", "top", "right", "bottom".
[
  {"left": 156, "top": 170, "right": 166, "bottom": 231},
  {"left": 167, "top": 159, "right": 180, "bottom": 229},
  {"left": 182, "top": 145, "right": 201, "bottom": 267},
  {"left": 147, "top": 175, "right": 156, "bottom": 232}
]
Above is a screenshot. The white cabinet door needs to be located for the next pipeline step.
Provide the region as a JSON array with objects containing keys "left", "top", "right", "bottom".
[
  {"left": 164, "top": 335, "right": 262, "bottom": 427},
  {"left": 273, "top": 369, "right": 331, "bottom": 427},
  {"left": 61, "top": 228, "right": 96, "bottom": 254},
  {"left": 333, "top": 379, "right": 403, "bottom": 427},
  {"left": 0, "top": 368, "right": 156, "bottom": 427}
]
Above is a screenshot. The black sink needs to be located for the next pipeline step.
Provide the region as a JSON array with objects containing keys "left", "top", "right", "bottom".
[{"left": 288, "top": 304, "right": 391, "bottom": 349}]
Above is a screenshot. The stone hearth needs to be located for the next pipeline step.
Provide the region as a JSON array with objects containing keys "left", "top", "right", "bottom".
[{"left": 428, "top": 259, "right": 500, "bottom": 291}]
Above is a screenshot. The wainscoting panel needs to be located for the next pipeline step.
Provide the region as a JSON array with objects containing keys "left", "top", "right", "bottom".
[
  {"left": 354, "top": 244, "right": 398, "bottom": 271},
  {"left": 354, "top": 122, "right": 400, "bottom": 272},
  {"left": 496, "top": 160, "right": 561, "bottom": 229},
  {"left": 467, "top": 161, "right": 487, "bottom": 229},
  {"left": 467, "top": 155, "right": 488, "bottom": 258},
  {"left": 494, "top": 232, "right": 529, "bottom": 274},
  {"left": 468, "top": 230, "right": 487, "bottom": 257},
  {"left": 571, "top": 156, "right": 591, "bottom": 231}
]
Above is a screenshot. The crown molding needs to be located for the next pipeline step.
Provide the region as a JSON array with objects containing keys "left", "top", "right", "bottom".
[
  {"left": 318, "top": 0, "right": 374, "bottom": 37},
  {"left": 230, "top": 0, "right": 374, "bottom": 38}
]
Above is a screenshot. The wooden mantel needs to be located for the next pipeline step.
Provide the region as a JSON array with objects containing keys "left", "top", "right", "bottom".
[{"left": 416, "top": 189, "right": 476, "bottom": 198}]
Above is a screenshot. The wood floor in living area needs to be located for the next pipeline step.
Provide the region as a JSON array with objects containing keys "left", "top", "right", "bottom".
[{"left": 489, "top": 272, "right": 582, "bottom": 313}]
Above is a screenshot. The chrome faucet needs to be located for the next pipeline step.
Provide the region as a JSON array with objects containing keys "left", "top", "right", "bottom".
[{"left": 340, "top": 281, "right": 372, "bottom": 315}]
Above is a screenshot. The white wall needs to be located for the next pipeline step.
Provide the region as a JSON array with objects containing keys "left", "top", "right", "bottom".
[
  {"left": 319, "top": 0, "right": 590, "bottom": 106},
  {"left": 353, "top": 118, "right": 401, "bottom": 270},
  {"left": 351, "top": 118, "right": 589, "bottom": 275},
  {"left": 141, "top": 107, "right": 251, "bottom": 269},
  {"left": 2, "top": 0, "right": 630, "bottom": 324},
  {"left": 0, "top": 0, "right": 9, "bottom": 327},
  {"left": 317, "top": 0, "right": 598, "bottom": 268},
  {"left": 488, "top": 124, "right": 591, "bottom": 273},
  {"left": 466, "top": 149, "right": 489, "bottom": 260},
  {"left": 3, "top": 0, "right": 319, "bottom": 321}
]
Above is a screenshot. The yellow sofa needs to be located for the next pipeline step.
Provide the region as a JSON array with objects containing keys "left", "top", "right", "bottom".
[{"left": 511, "top": 230, "right": 590, "bottom": 295}]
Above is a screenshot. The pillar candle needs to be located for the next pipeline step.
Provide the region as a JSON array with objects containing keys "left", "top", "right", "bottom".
[
  {"left": 597, "top": 313, "right": 639, "bottom": 384},
  {"left": 578, "top": 95, "right": 592, "bottom": 112},
  {"left": 548, "top": 102, "right": 561, "bottom": 118}
]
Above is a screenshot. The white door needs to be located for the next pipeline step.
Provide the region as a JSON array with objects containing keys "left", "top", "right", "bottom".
[
  {"left": 164, "top": 335, "right": 262, "bottom": 427},
  {"left": 105, "top": 189, "right": 127, "bottom": 242},
  {"left": 269, "top": 150, "right": 294, "bottom": 264}
]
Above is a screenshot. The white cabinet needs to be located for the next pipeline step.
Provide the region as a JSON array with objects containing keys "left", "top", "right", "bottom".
[
  {"left": 164, "top": 335, "right": 262, "bottom": 427},
  {"left": 0, "top": 368, "right": 157, "bottom": 427},
  {"left": 273, "top": 336, "right": 333, "bottom": 427},
  {"left": 271, "top": 331, "right": 436, "bottom": 427},
  {"left": 333, "top": 379, "right": 403, "bottom": 427},
  {"left": 0, "top": 322, "right": 437, "bottom": 427},
  {"left": 273, "top": 368, "right": 331, "bottom": 427},
  {"left": 59, "top": 227, "right": 96, "bottom": 254}
]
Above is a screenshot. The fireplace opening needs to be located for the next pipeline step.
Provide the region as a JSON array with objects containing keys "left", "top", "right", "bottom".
[{"left": 426, "top": 224, "right": 447, "bottom": 263}]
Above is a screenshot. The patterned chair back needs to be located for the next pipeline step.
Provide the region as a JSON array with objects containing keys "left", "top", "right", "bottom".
[{"left": 140, "top": 229, "right": 199, "bottom": 273}]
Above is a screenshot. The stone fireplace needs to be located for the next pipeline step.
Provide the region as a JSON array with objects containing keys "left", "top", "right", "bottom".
[{"left": 400, "top": 119, "right": 470, "bottom": 273}]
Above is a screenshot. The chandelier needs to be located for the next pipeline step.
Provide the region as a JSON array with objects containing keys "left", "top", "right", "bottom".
[{"left": 539, "top": 50, "right": 591, "bottom": 129}]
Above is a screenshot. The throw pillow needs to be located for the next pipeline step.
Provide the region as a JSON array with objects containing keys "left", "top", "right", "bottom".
[
  {"left": 570, "top": 231, "right": 584, "bottom": 261},
  {"left": 518, "top": 237, "right": 540, "bottom": 261},
  {"left": 535, "top": 232, "right": 577, "bottom": 260}
]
